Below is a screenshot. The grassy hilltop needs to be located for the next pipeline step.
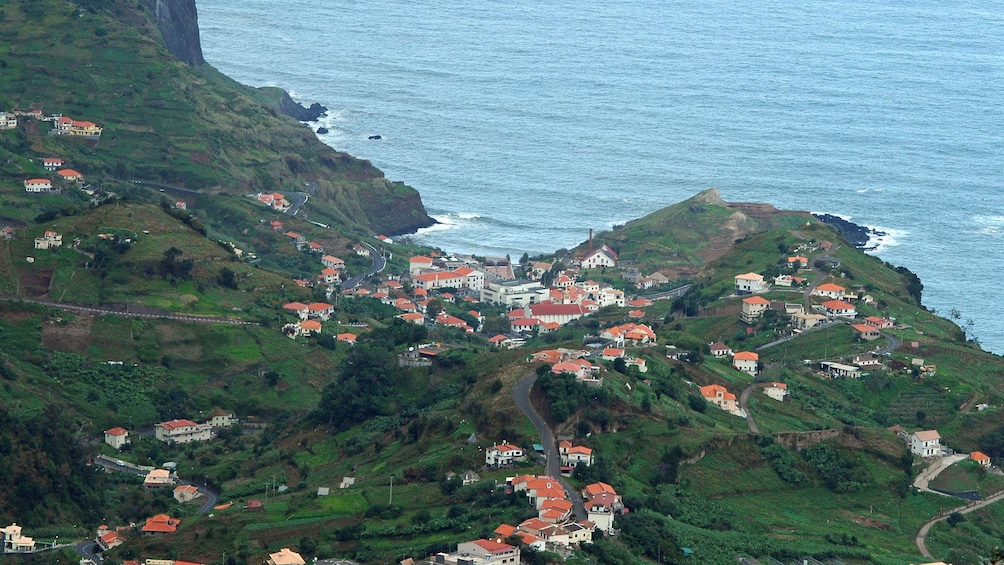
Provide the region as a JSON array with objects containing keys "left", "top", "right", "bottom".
[{"left": 0, "top": 0, "right": 432, "bottom": 235}]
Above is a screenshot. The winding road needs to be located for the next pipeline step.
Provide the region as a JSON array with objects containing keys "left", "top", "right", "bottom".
[
  {"left": 343, "top": 242, "right": 386, "bottom": 288},
  {"left": 513, "top": 370, "right": 587, "bottom": 521},
  {"left": 915, "top": 489, "right": 1004, "bottom": 559}
]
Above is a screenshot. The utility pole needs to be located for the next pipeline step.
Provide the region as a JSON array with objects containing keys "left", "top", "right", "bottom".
[{"left": 389, "top": 475, "right": 394, "bottom": 505}]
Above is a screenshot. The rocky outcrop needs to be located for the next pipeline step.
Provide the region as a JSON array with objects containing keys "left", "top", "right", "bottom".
[
  {"left": 141, "top": 0, "right": 205, "bottom": 66},
  {"left": 277, "top": 90, "right": 328, "bottom": 122}
]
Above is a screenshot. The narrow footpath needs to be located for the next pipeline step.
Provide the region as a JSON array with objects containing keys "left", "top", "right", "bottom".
[
  {"left": 0, "top": 297, "right": 253, "bottom": 325},
  {"left": 513, "top": 370, "right": 587, "bottom": 521}
]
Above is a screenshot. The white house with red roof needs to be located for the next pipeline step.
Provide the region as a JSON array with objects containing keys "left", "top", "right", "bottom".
[
  {"left": 409, "top": 255, "right": 434, "bottom": 275},
  {"left": 306, "top": 302, "right": 334, "bottom": 320},
  {"left": 41, "top": 157, "right": 62, "bottom": 170},
  {"left": 741, "top": 295, "right": 771, "bottom": 323},
  {"left": 319, "top": 268, "right": 340, "bottom": 285},
  {"left": 95, "top": 530, "right": 124, "bottom": 551},
  {"left": 852, "top": 323, "right": 881, "bottom": 341},
  {"left": 812, "top": 282, "right": 846, "bottom": 299},
  {"left": 971, "top": 451, "right": 992, "bottom": 467},
  {"left": 821, "top": 299, "right": 856, "bottom": 318},
  {"left": 485, "top": 442, "right": 525, "bottom": 467},
  {"left": 580, "top": 245, "right": 618, "bottom": 269},
  {"left": 154, "top": 419, "right": 212, "bottom": 444},
  {"left": 551, "top": 360, "right": 597, "bottom": 379},
  {"left": 700, "top": 384, "right": 743, "bottom": 416},
  {"left": 734, "top": 272, "right": 767, "bottom": 295},
  {"left": 558, "top": 440, "right": 594, "bottom": 467},
  {"left": 733, "top": 351, "right": 759, "bottom": 376},
  {"left": 763, "top": 382, "right": 788, "bottom": 402},
  {"left": 34, "top": 230, "right": 62, "bottom": 250},
  {"left": 23, "top": 178, "right": 53, "bottom": 193},
  {"left": 56, "top": 169, "right": 82, "bottom": 182},
  {"left": 581, "top": 482, "right": 624, "bottom": 532},
  {"left": 453, "top": 539, "right": 520, "bottom": 565},
  {"left": 282, "top": 302, "right": 309, "bottom": 320},
  {"left": 140, "top": 514, "right": 180, "bottom": 536},
  {"left": 787, "top": 256, "right": 809, "bottom": 269},
  {"left": 864, "top": 316, "right": 894, "bottom": 329},
  {"left": 104, "top": 426, "right": 130, "bottom": 450}
]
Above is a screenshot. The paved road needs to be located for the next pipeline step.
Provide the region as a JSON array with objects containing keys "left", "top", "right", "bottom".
[
  {"left": 640, "top": 284, "right": 692, "bottom": 302},
  {"left": 0, "top": 297, "right": 254, "bottom": 325},
  {"left": 739, "top": 385, "right": 760, "bottom": 434},
  {"left": 74, "top": 540, "right": 102, "bottom": 562},
  {"left": 343, "top": 243, "right": 386, "bottom": 288},
  {"left": 915, "top": 488, "right": 1004, "bottom": 558},
  {"left": 913, "top": 454, "right": 968, "bottom": 495},
  {"left": 93, "top": 455, "right": 220, "bottom": 513},
  {"left": 284, "top": 191, "right": 309, "bottom": 216},
  {"left": 513, "top": 370, "right": 587, "bottom": 521}
]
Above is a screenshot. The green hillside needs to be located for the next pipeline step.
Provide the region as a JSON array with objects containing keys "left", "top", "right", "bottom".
[
  {"left": 0, "top": 0, "right": 432, "bottom": 235},
  {"left": 587, "top": 189, "right": 810, "bottom": 278}
]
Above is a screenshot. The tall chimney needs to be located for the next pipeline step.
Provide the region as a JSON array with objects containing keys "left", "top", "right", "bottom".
[{"left": 589, "top": 229, "right": 593, "bottom": 252}]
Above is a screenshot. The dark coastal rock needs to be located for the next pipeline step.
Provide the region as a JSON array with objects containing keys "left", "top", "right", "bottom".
[
  {"left": 316, "top": 127, "right": 329, "bottom": 134},
  {"left": 141, "top": 0, "right": 205, "bottom": 66},
  {"left": 276, "top": 90, "right": 328, "bottom": 121},
  {"left": 813, "top": 213, "right": 884, "bottom": 249},
  {"left": 368, "top": 135, "right": 382, "bottom": 140}
]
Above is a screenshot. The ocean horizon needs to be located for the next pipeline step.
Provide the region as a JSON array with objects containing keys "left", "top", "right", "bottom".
[{"left": 197, "top": 0, "right": 1004, "bottom": 354}]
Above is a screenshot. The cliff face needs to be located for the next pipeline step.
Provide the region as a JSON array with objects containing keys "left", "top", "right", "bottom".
[{"left": 141, "top": 0, "right": 205, "bottom": 66}]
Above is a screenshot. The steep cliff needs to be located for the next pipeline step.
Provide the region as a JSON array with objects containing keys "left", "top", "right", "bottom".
[
  {"left": 140, "top": 0, "right": 205, "bottom": 66},
  {"left": 0, "top": 0, "right": 433, "bottom": 235}
]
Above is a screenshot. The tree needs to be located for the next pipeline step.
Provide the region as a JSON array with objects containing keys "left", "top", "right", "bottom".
[
  {"left": 426, "top": 298, "right": 445, "bottom": 320},
  {"left": 218, "top": 267, "right": 238, "bottom": 289}
]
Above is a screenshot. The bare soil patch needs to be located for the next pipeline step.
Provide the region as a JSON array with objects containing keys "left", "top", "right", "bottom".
[{"left": 42, "top": 315, "right": 94, "bottom": 353}]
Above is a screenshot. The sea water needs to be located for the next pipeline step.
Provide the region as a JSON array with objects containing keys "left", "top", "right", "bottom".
[{"left": 197, "top": 0, "right": 1004, "bottom": 354}]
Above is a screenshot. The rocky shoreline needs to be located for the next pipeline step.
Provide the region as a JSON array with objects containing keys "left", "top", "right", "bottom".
[{"left": 812, "top": 213, "right": 884, "bottom": 250}]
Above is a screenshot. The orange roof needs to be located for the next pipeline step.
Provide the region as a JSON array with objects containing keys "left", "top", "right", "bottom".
[
  {"left": 742, "top": 296, "right": 770, "bottom": 305},
  {"left": 709, "top": 342, "right": 731, "bottom": 351},
  {"left": 320, "top": 268, "right": 339, "bottom": 275},
  {"left": 285, "top": 231, "right": 301, "bottom": 238},
  {"left": 700, "top": 384, "right": 736, "bottom": 401},
  {"left": 852, "top": 324, "right": 878, "bottom": 333},
  {"left": 972, "top": 451, "right": 991, "bottom": 461},
  {"left": 584, "top": 482, "right": 616, "bottom": 497},
  {"left": 816, "top": 283, "right": 846, "bottom": 292},
  {"left": 494, "top": 524, "right": 517, "bottom": 537},
  {"left": 913, "top": 430, "right": 940, "bottom": 441},
  {"left": 25, "top": 178, "right": 51, "bottom": 184},
  {"left": 336, "top": 333, "right": 357, "bottom": 341},
  {"left": 492, "top": 443, "right": 522, "bottom": 453},
  {"left": 283, "top": 302, "right": 308, "bottom": 310},
  {"left": 766, "top": 382, "right": 787, "bottom": 389},
  {"left": 822, "top": 300, "right": 855, "bottom": 310},
  {"left": 141, "top": 514, "right": 179, "bottom": 533},
  {"left": 471, "top": 539, "right": 516, "bottom": 554},
  {"left": 105, "top": 426, "right": 128, "bottom": 436},
  {"left": 410, "top": 255, "right": 433, "bottom": 263},
  {"left": 300, "top": 320, "right": 322, "bottom": 331},
  {"left": 307, "top": 302, "right": 333, "bottom": 311},
  {"left": 733, "top": 351, "right": 758, "bottom": 361},
  {"left": 174, "top": 485, "right": 199, "bottom": 493},
  {"left": 735, "top": 272, "right": 763, "bottom": 280},
  {"left": 540, "top": 499, "right": 574, "bottom": 512},
  {"left": 158, "top": 419, "right": 197, "bottom": 430},
  {"left": 568, "top": 446, "right": 592, "bottom": 455},
  {"left": 57, "top": 169, "right": 82, "bottom": 177}
]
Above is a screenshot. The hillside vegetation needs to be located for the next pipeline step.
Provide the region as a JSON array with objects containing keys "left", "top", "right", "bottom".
[{"left": 0, "top": 0, "right": 432, "bottom": 235}]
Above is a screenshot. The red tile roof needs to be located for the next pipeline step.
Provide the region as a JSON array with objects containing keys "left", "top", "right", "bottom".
[{"left": 105, "top": 426, "right": 128, "bottom": 436}]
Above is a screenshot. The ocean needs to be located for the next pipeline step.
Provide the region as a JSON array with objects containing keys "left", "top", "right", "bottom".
[{"left": 196, "top": 0, "right": 1004, "bottom": 354}]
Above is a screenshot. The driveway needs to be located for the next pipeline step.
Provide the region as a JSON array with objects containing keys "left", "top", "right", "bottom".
[
  {"left": 739, "top": 385, "right": 760, "bottom": 434},
  {"left": 513, "top": 371, "right": 587, "bottom": 521}
]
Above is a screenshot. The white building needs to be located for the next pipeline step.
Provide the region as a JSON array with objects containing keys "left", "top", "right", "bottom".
[
  {"left": 450, "top": 539, "right": 520, "bottom": 565},
  {"left": 0, "top": 112, "right": 17, "bottom": 129},
  {"left": 104, "top": 427, "right": 130, "bottom": 450},
  {"left": 734, "top": 272, "right": 767, "bottom": 295},
  {"left": 763, "top": 382, "right": 787, "bottom": 402},
  {"left": 154, "top": 419, "right": 212, "bottom": 444},
  {"left": 485, "top": 442, "right": 525, "bottom": 467},
  {"left": 580, "top": 245, "right": 618, "bottom": 269},
  {"left": 34, "top": 231, "right": 62, "bottom": 250},
  {"left": 911, "top": 430, "right": 942, "bottom": 457},
  {"left": 23, "top": 179, "right": 53, "bottom": 193},
  {"left": 732, "top": 351, "right": 759, "bottom": 376},
  {"left": 481, "top": 280, "right": 549, "bottom": 307},
  {"left": 1, "top": 524, "right": 35, "bottom": 552}
]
